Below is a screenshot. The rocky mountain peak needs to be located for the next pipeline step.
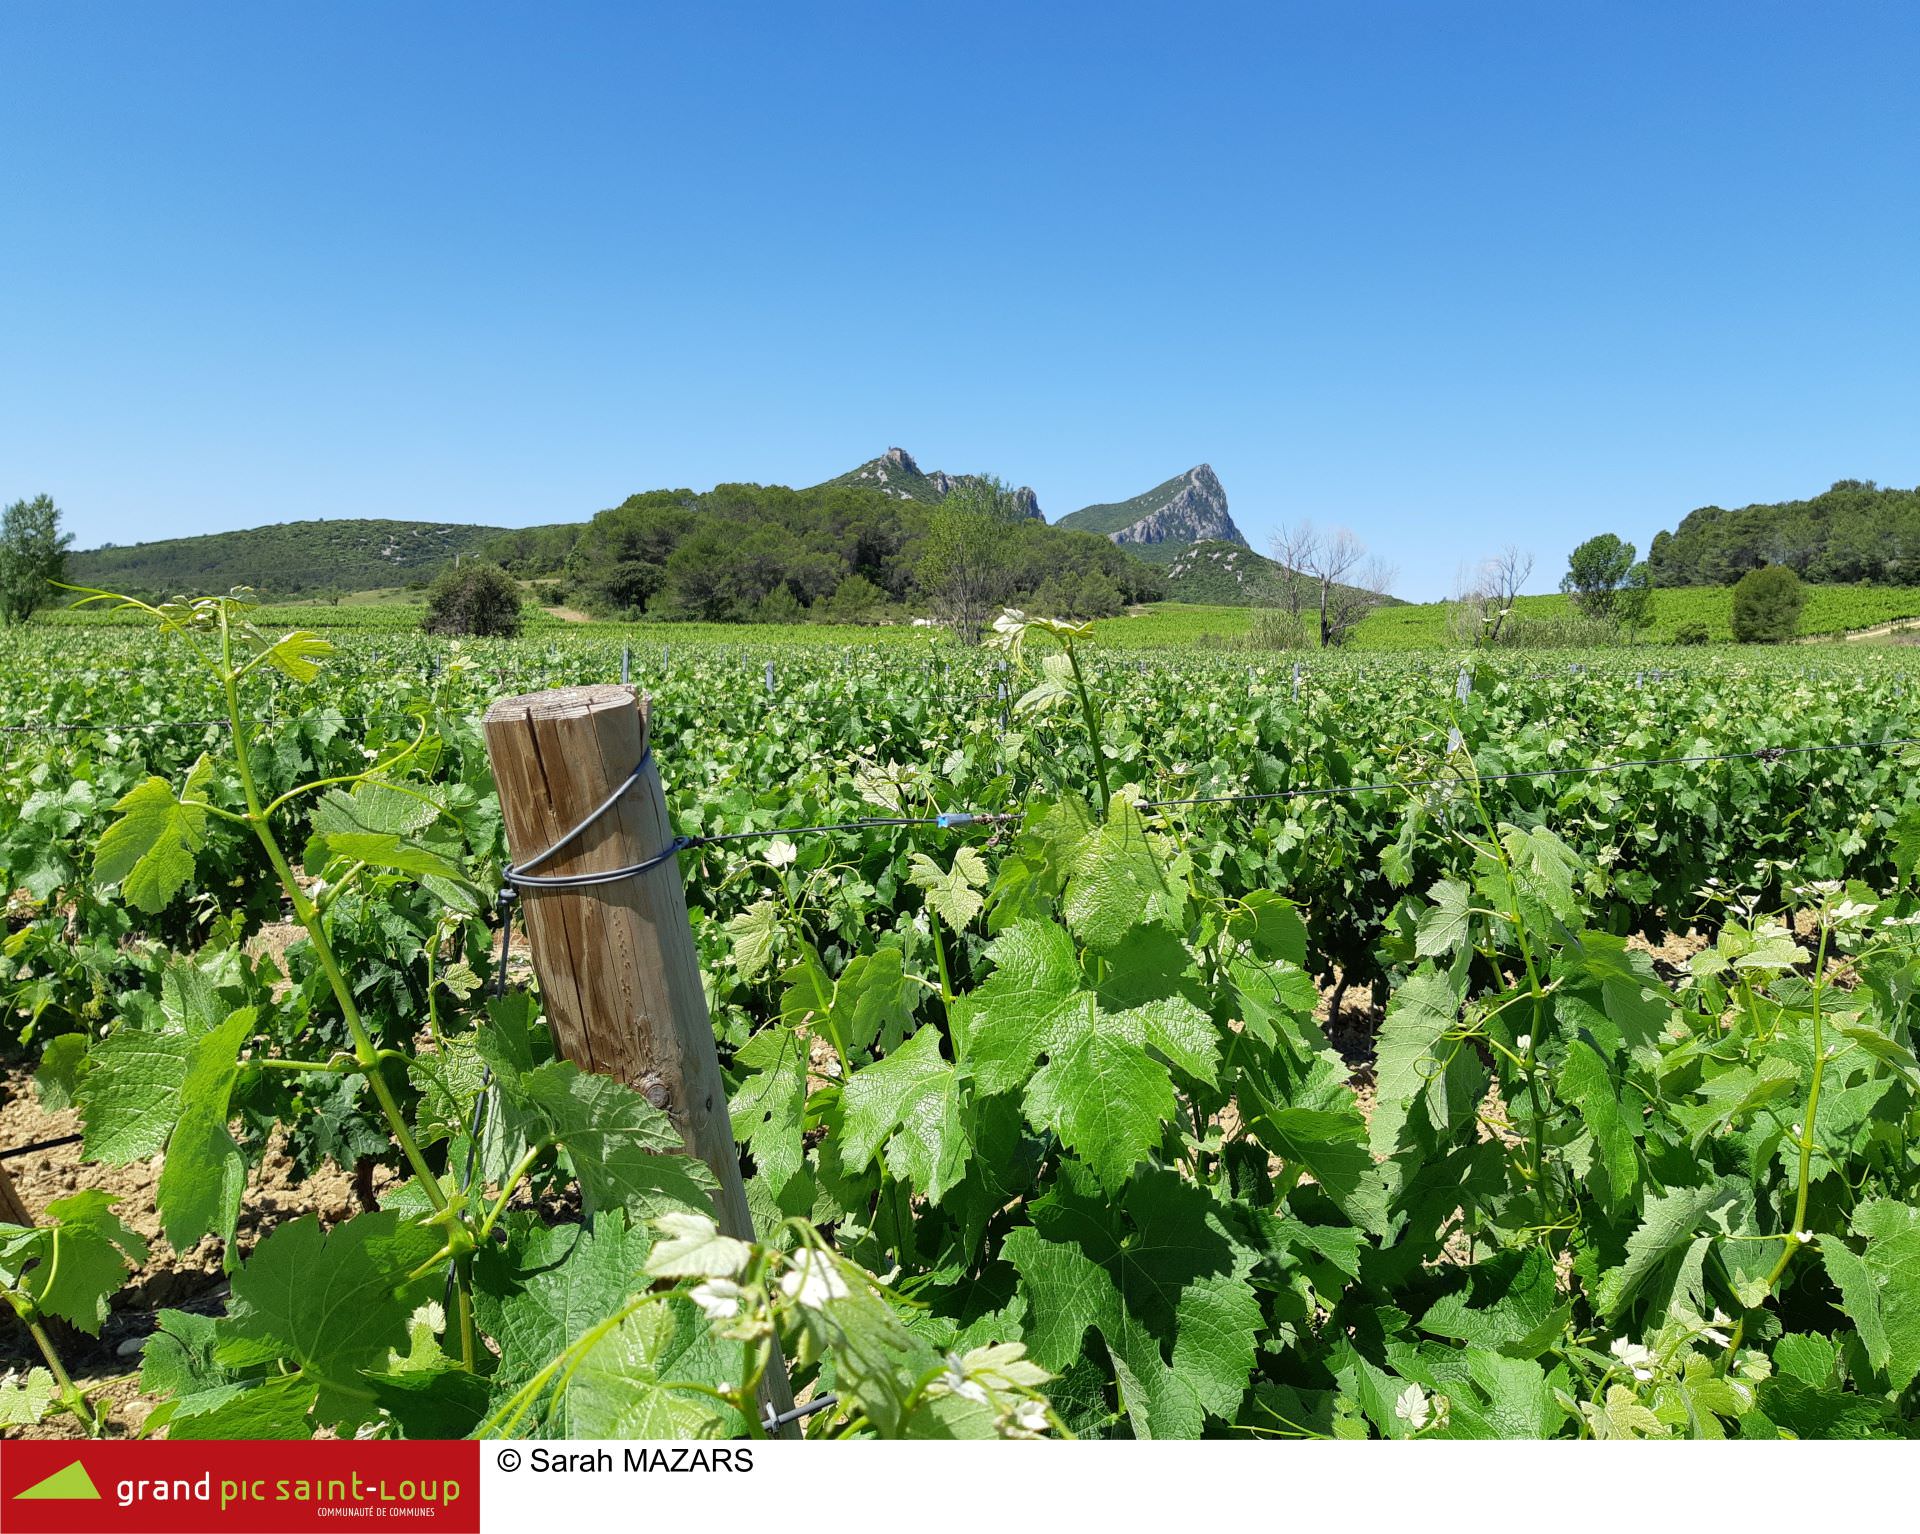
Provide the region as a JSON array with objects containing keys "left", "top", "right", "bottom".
[
  {"left": 1056, "top": 463, "right": 1246, "bottom": 554},
  {"left": 824, "top": 449, "right": 1043, "bottom": 519}
]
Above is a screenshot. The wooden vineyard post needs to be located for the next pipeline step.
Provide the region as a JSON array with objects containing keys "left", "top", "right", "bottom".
[
  {"left": 481, "top": 684, "right": 799, "bottom": 1431},
  {"left": 0, "top": 1160, "right": 33, "bottom": 1226}
]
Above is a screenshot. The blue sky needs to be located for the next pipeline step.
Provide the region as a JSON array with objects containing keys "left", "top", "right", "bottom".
[{"left": 3, "top": 3, "right": 1915, "bottom": 600}]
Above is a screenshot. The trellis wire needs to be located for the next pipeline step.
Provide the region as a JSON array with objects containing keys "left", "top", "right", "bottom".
[{"left": 0, "top": 1131, "right": 84, "bottom": 1162}]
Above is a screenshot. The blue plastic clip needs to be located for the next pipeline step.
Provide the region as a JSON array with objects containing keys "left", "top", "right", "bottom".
[{"left": 936, "top": 813, "right": 976, "bottom": 828}]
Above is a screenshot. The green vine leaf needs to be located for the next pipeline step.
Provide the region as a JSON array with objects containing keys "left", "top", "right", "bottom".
[
  {"left": 92, "top": 754, "right": 213, "bottom": 912},
  {"left": 1368, "top": 969, "right": 1461, "bottom": 1160},
  {"left": 1064, "top": 795, "right": 1187, "bottom": 951},
  {"left": 519, "top": 1061, "right": 718, "bottom": 1220},
  {"left": 839, "top": 1024, "right": 973, "bottom": 1203},
  {"left": 156, "top": 1005, "right": 255, "bottom": 1254},
  {"left": 1557, "top": 1039, "right": 1640, "bottom": 1215},
  {"left": 1005, "top": 1167, "right": 1258, "bottom": 1439},
  {"left": 0, "top": 1191, "right": 149, "bottom": 1334},
  {"left": 909, "top": 846, "right": 988, "bottom": 930},
  {"left": 252, "top": 629, "right": 334, "bottom": 682},
  {"left": 0, "top": 1367, "right": 56, "bottom": 1427},
  {"left": 1415, "top": 878, "right": 1472, "bottom": 958},
  {"left": 213, "top": 1211, "right": 443, "bottom": 1431}
]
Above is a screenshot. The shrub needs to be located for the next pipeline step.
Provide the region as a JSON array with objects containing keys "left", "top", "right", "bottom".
[
  {"left": 1495, "top": 609, "right": 1623, "bottom": 648},
  {"left": 755, "top": 584, "right": 805, "bottom": 624},
  {"left": 423, "top": 562, "right": 524, "bottom": 638},
  {"left": 1674, "top": 620, "right": 1712, "bottom": 646},
  {"left": 821, "top": 573, "right": 884, "bottom": 623},
  {"left": 1730, "top": 565, "right": 1804, "bottom": 644},
  {"left": 1249, "top": 607, "right": 1309, "bottom": 650}
]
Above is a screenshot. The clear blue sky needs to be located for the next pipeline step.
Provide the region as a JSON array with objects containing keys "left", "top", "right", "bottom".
[{"left": 4, "top": 3, "right": 1915, "bottom": 600}]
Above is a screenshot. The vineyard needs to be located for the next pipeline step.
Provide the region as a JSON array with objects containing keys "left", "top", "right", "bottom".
[{"left": 4, "top": 597, "right": 1920, "bottom": 1440}]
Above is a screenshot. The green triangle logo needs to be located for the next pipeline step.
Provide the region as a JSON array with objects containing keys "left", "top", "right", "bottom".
[{"left": 15, "top": 1460, "right": 102, "bottom": 1500}]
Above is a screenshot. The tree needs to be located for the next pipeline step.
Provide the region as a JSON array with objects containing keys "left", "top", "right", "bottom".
[
  {"left": 1271, "top": 524, "right": 1393, "bottom": 647},
  {"left": 1730, "top": 564, "right": 1803, "bottom": 643},
  {"left": 914, "top": 475, "right": 1024, "bottom": 642},
  {"left": 822, "top": 572, "right": 884, "bottom": 622},
  {"left": 1, "top": 495, "right": 73, "bottom": 625},
  {"left": 1267, "top": 522, "right": 1320, "bottom": 644},
  {"left": 1453, "top": 545, "right": 1533, "bottom": 645},
  {"left": 1613, "top": 559, "right": 1655, "bottom": 641},
  {"left": 1560, "top": 533, "right": 1637, "bottom": 621},
  {"left": 599, "top": 559, "right": 666, "bottom": 616},
  {"left": 423, "top": 562, "right": 524, "bottom": 637}
]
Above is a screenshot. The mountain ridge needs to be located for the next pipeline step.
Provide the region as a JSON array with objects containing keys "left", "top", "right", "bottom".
[
  {"left": 1056, "top": 464, "right": 1247, "bottom": 562},
  {"left": 65, "top": 451, "right": 1255, "bottom": 601},
  {"left": 68, "top": 518, "right": 510, "bottom": 598},
  {"left": 814, "top": 447, "right": 1043, "bottom": 519}
]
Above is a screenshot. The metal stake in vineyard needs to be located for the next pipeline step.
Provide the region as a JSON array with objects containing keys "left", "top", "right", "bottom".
[{"left": 481, "top": 684, "right": 798, "bottom": 1430}]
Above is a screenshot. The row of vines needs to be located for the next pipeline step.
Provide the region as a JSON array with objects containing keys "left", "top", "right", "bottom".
[{"left": 4, "top": 601, "right": 1919, "bottom": 1438}]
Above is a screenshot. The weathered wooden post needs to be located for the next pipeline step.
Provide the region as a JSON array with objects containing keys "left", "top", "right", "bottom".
[
  {"left": 481, "top": 683, "right": 797, "bottom": 1429},
  {"left": 0, "top": 1160, "right": 33, "bottom": 1227}
]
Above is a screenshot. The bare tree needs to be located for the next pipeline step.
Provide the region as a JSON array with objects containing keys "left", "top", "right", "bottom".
[
  {"left": 1266, "top": 522, "right": 1395, "bottom": 647},
  {"left": 1265, "top": 522, "right": 1321, "bottom": 646},
  {"left": 1321, "top": 547, "right": 1395, "bottom": 647},
  {"left": 1454, "top": 545, "right": 1533, "bottom": 645}
]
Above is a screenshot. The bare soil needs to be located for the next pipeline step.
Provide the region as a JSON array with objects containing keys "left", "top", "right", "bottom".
[{"left": 0, "top": 1061, "right": 398, "bottom": 1439}]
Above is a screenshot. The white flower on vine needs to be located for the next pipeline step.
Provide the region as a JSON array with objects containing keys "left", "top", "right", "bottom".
[
  {"left": 1002, "top": 1398, "right": 1049, "bottom": 1438},
  {"left": 1831, "top": 900, "right": 1874, "bottom": 924},
  {"left": 991, "top": 609, "right": 1028, "bottom": 636},
  {"left": 1795, "top": 1230, "right": 1816, "bottom": 1246},
  {"left": 778, "top": 1250, "right": 849, "bottom": 1310},
  {"left": 938, "top": 1353, "right": 990, "bottom": 1405},
  {"left": 1811, "top": 879, "right": 1842, "bottom": 895},
  {"left": 766, "top": 838, "right": 799, "bottom": 869},
  {"left": 1393, "top": 1383, "right": 1430, "bottom": 1430},
  {"left": 1610, "top": 1338, "right": 1656, "bottom": 1381},
  {"left": 689, "top": 1278, "right": 747, "bottom": 1321},
  {"left": 1514, "top": 1034, "right": 1532, "bottom": 1057}
]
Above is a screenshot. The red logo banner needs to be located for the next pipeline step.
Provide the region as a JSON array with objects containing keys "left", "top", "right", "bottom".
[{"left": 1, "top": 1440, "right": 480, "bottom": 1534}]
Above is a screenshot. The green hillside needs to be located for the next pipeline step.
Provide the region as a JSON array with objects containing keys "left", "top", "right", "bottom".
[
  {"left": 1358, "top": 585, "right": 1920, "bottom": 648},
  {"left": 1056, "top": 470, "right": 1197, "bottom": 536},
  {"left": 1073, "top": 586, "right": 1920, "bottom": 650},
  {"left": 1161, "top": 541, "right": 1410, "bottom": 610},
  {"left": 1162, "top": 541, "right": 1287, "bottom": 597},
  {"left": 70, "top": 518, "right": 507, "bottom": 599},
  {"left": 1650, "top": 479, "right": 1920, "bottom": 586},
  {"left": 1116, "top": 538, "right": 1199, "bottom": 569}
]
